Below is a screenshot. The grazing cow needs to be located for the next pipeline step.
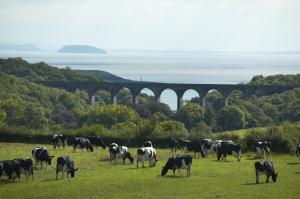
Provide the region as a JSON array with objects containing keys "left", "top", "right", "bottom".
[
  {"left": 137, "top": 147, "right": 157, "bottom": 168},
  {"left": 109, "top": 143, "right": 134, "bottom": 164},
  {"left": 255, "top": 141, "right": 272, "bottom": 159},
  {"left": 72, "top": 137, "right": 94, "bottom": 152},
  {"left": 32, "top": 146, "right": 54, "bottom": 168},
  {"left": 52, "top": 134, "right": 67, "bottom": 149},
  {"left": 161, "top": 155, "right": 192, "bottom": 177},
  {"left": 201, "top": 139, "right": 219, "bottom": 157},
  {"left": 296, "top": 145, "right": 300, "bottom": 160},
  {"left": 143, "top": 141, "right": 153, "bottom": 148},
  {"left": 56, "top": 156, "right": 78, "bottom": 180},
  {"left": 170, "top": 138, "right": 179, "bottom": 153},
  {"left": 184, "top": 141, "right": 206, "bottom": 158},
  {"left": 255, "top": 160, "right": 278, "bottom": 184},
  {"left": 85, "top": 136, "right": 106, "bottom": 149},
  {"left": 217, "top": 141, "right": 241, "bottom": 162},
  {"left": 0, "top": 159, "right": 34, "bottom": 181}
]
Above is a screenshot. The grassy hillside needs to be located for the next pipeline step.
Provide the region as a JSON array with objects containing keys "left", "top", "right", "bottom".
[
  {"left": 0, "top": 143, "right": 299, "bottom": 199},
  {"left": 0, "top": 57, "right": 102, "bottom": 82}
]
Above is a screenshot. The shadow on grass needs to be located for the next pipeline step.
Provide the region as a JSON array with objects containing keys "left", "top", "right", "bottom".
[
  {"left": 40, "top": 178, "right": 58, "bottom": 182},
  {"left": 294, "top": 172, "right": 300, "bottom": 174},
  {"left": 245, "top": 156, "right": 262, "bottom": 160},
  {"left": 212, "top": 160, "right": 233, "bottom": 163},
  {"left": 286, "top": 162, "right": 300, "bottom": 165},
  {"left": 241, "top": 182, "right": 259, "bottom": 186}
]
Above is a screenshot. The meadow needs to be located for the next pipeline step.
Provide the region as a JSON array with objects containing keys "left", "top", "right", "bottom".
[{"left": 0, "top": 142, "right": 299, "bottom": 199}]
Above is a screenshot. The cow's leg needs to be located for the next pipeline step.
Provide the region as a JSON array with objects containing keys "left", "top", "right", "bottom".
[
  {"left": 123, "top": 157, "right": 126, "bottom": 165},
  {"left": 178, "top": 169, "right": 183, "bottom": 176},
  {"left": 256, "top": 169, "right": 259, "bottom": 184},
  {"left": 173, "top": 169, "right": 176, "bottom": 176},
  {"left": 266, "top": 174, "right": 270, "bottom": 183},
  {"left": 31, "top": 167, "right": 34, "bottom": 181},
  {"left": 56, "top": 169, "right": 59, "bottom": 180},
  {"left": 137, "top": 160, "right": 139, "bottom": 168}
]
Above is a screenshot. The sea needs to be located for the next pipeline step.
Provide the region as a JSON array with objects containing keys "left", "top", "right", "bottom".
[{"left": 1, "top": 50, "right": 300, "bottom": 110}]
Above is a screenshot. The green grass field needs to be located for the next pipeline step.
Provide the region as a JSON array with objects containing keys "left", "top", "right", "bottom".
[{"left": 0, "top": 143, "right": 299, "bottom": 199}]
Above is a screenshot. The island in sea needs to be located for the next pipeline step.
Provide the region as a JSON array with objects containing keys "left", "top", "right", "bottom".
[
  {"left": 57, "top": 45, "right": 106, "bottom": 54},
  {"left": 0, "top": 43, "right": 40, "bottom": 51}
]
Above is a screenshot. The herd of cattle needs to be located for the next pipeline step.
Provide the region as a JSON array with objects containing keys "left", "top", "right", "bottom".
[{"left": 1, "top": 134, "right": 300, "bottom": 184}]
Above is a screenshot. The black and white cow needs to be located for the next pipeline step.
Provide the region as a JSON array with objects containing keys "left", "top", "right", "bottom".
[
  {"left": 72, "top": 137, "right": 94, "bottom": 152},
  {"left": 85, "top": 136, "right": 106, "bottom": 150},
  {"left": 255, "top": 141, "right": 272, "bottom": 159},
  {"left": 200, "top": 139, "right": 220, "bottom": 157},
  {"left": 0, "top": 159, "right": 34, "bottom": 181},
  {"left": 32, "top": 146, "right": 54, "bottom": 168},
  {"left": 255, "top": 160, "right": 278, "bottom": 184},
  {"left": 161, "top": 155, "right": 192, "bottom": 177},
  {"left": 217, "top": 141, "right": 241, "bottom": 162},
  {"left": 296, "top": 144, "right": 300, "bottom": 160},
  {"left": 184, "top": 141, "right": 206, "bottom": 158},
  {"left": 137, "top": 147, "right": 157, "bottom": 168},
  {"left": 52, "top": 134, "right": 67, "bottom": 149},
  {"left": 109, "top": 143, "right": 134, "bottom": 164},
  {"left": 56, "top": 156, "right": 78, "bottom": 180},
  {"left": 143, "top": 141, "right": 153, "bottom": 148}
]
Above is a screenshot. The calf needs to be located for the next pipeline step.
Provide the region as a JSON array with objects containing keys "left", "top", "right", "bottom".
[
  {"left": 13, "top": 159, "right": 34, "bottom": 181},
  {"left": 72, "top": 137, "right": 94, "bottom": 152},
  {"left": 255, "top": 160, "right": 278, "bottom": 184},
  {"left": 86, "top": 136, "right": 106, "bottom": 149},
  {"left": 161, "top": 155, "right": 192, "bottom": 177},
  {"left": 56, "top": 156, "right": 78, "bottom": 180},
  {"left": 296, "top": 144, "right": 300, "bottom": 160},
  {"left": 185, "top": 141, "right": 206, "bottom": 158},
  {"left": 32, "top": 146, "right": 54, "bottom": 169},
  {"left": 52, "top": 134, "right": 67, "bottom": 149},
  {"left": 137, "top": 147, "right": 157, "bottom": 168},
  {"left": 0, "top": 159, "right": 33, "bottom": 181},
  {"left": 255, "top": 141, "right": 272, "bottom": 159},
  {"left": 109, "top": 143, "right": 134, "bottom": 164},
  {"left": 217, "top": 141, "right": 241, "bottom": 162},
  {"left": 143, "top": 141, "right": 153, "bottom": 148}
]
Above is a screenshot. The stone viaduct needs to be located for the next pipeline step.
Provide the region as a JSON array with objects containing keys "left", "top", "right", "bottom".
[{"left": 39, "top": 81, "right": 298, "bottom": 110}]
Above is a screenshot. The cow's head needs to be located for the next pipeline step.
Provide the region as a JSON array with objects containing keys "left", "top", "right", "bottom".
[
  {"left": 89, "top": 146, "right": 94, "bottom": 152},
  {"left": 161, "top": 166, "right": 168, "bottom": 176},
  {"left": 272, "top": 172, "right": 278, "bottom": 182},
  {"left": 126, "top": 152, "right": 134, "bottom": 164},
  {"left": 100, "top": 140, "right": 106, "bottom": 150},
  {"left": 68, "top": 168, "right": 78, "bottom": 178},
  {"left": 48, "top": 156, "right": 55, "bottom": 165}
]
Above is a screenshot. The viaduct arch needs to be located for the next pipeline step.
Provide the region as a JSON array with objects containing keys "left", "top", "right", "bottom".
[{"left": 39, "top": 81, "right": 298, "bottom": 110}]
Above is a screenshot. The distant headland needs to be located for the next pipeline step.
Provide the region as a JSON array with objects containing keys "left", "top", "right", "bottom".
[{"left": 57, "top": 45, "right": 106, "bottom": 54}]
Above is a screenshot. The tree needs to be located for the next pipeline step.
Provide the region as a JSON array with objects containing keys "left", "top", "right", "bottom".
[
  {"left": 176, "top": 103, "right": 204, "bottom": 130},
  {"left": 151, "top": 120, "right": 188, "bottom": 139},
  {"left": 217, "top": 105, "right": 246, "bottom": 131}
]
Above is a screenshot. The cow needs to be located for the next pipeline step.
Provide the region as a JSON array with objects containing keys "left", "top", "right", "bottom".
[
  {"left": 143, "top": 141, "right": 153, "bottom": 148},
  {"left": 52, "top": 134, "right": 67, "bottom": 149},
  {"left": 170, "top": 138, "right": 179, "bottom": 153},
  {"left": 56, "top": 156, "right": 78, "bottom": 180},
  {"left": 184, "top": 141, "right": 206, "bottom": 158},
  {"left": 296, "top": 144, "right": 300, "bottom": 160},
  {"left": 200, "top": 139, "right": 220, "bottom": 157},
  {"left": 0, "top": 159, "right": 34, "bottom": 181},
  {"left": 255, "top": 141, "right": 272, "bottom": 159},
  {"left": 161, "top": 155, "right": 192, "bottom": 177},
  {"left": 255, "top": 160, "right": 278, "bottom": 184},
  {"left": 136, "top": 147, "right": 158, "bottom": 168},
  {"left": 72, "top": 137, "right": 94, "bottom": 153},
  {"left": 109, "top": 143, "right": 134, "bottom": 164},
  {"left": 32, "top": 146, "right": 54, "bottom": 169},
  {"left": 217, "top": 141, "right": 241, "bottom": 162},
  {"left": 85, "top": 136, "right": 106, "bottom": 150}
]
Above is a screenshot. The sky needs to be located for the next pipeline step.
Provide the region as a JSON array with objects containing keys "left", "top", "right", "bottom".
[{"left": 0, "top": 0, "right": 300, "bottom": 51}]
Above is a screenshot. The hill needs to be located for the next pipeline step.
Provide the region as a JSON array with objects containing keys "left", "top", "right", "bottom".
[
  {"left": 0, "top": 43, "right": 40, "bottom": 51},
  {"left": 57, "top": 45, "right": 106, "bottom": 54},
  {"left": 75, "top": 70, "right": 133, "bottom": 82},
  {"left": 0, "top": 58, "right": 102, "bottom": 82}
]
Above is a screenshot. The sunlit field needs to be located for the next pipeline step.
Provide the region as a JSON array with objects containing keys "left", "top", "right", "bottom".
[{"left": 0, "top": 143, "right": 299, "bottom": 199}]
